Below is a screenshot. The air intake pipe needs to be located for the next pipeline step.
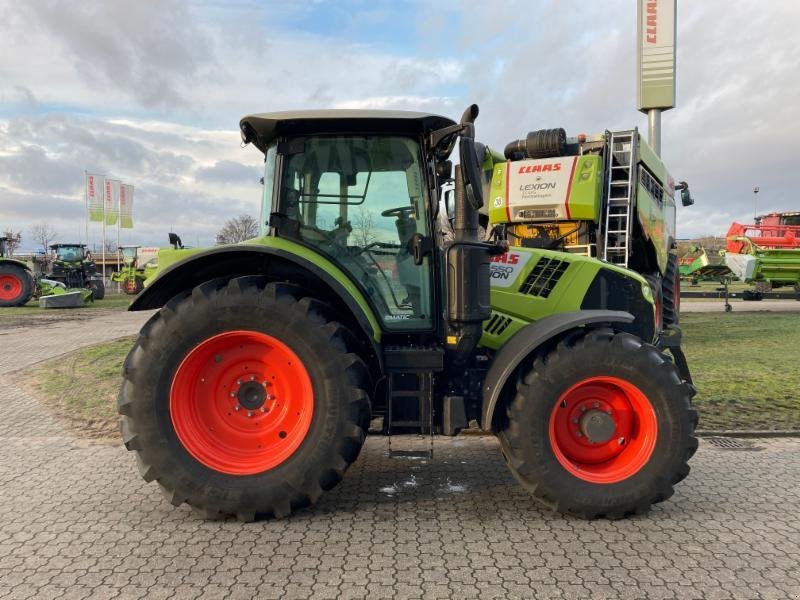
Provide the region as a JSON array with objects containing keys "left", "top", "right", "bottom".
[{"left": 504, "top": 128, "right": 567, "bottom": 160}]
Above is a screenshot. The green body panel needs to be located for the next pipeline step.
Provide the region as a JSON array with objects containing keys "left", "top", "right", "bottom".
[
  {"left": 751, "top": 248, "right": 800, "bottom": 286},
  {"left": 487, "top": 156, "right": 602, "bottom": 225},
  {"left": 479, "top": 246, "right": 653, "bottom": 350},
  {"left": 636, "top": 135, "right": 675, "bottom": 274}
]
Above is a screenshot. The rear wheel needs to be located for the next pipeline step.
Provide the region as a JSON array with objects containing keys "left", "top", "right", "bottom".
[
  {"left": 499, "top": 328, "right": 697, "bottom": 518},
  {"left": 662, "top": 253, "right": 680, "bottom": 326},
  {"left": 118, "top": 278, "right": 370, "bottom": 520},
  {"left": 0, "top": 263, "right": 34, "bottom": 307}
]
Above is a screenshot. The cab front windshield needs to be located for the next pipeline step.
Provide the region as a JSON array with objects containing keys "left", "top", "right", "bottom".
[
  {"left": 276, "top": 135, "right": 433, "bottom": 330},
  {"left": 55, "top": 246, "right": 85, "bottom": 262}
]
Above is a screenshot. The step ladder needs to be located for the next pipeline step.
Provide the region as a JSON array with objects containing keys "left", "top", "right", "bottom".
[
  {"left": 602, "top": 130, "right": 637, "bottom": 267},
  {"left": 383, "top": 347, "right": 441, "bottom": 459}
]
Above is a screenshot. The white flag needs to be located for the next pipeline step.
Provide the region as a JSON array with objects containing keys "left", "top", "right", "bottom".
[
  {"left": 120, "top": 184, "right": 134, "bottom": 229},
  {"left": 86, "top": 173, "right": 105, "bottom": 222},
  {"left": 105, "top": 179, "right": 121, "bottom": 225}
]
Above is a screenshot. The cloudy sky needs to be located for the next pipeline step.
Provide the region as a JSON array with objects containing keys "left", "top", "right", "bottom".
[{"left": 1, "top": 0, "right": 798, "bottom": 250}]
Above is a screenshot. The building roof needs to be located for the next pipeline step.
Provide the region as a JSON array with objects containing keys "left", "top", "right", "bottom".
[{"left": 239, "top": 109, "right": 456, "bottom": 153}]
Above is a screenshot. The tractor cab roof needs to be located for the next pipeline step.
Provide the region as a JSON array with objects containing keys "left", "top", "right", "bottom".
[
  {"left": 50, "top": 243, "right": 87, "bottom": 249},
  {"left": 239, "top": 110, "right": 456, "bottom": 153}
]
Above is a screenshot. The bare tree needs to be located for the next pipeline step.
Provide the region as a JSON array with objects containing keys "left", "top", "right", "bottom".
[
  {"left": 215, "top": 215, "right": 259, "bottom": 245},
  {"left": 2, "top": 229, "right": 22, "bottom": 255},
  {"left": 29, "top": 222, "right": 58, "bottom": 252},
  {"left": 351, "top": 206, "right": 377, "bottom": 247}
]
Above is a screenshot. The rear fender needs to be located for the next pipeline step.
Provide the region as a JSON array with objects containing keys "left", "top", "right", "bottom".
[
  {"left": 481, "top": 310, "right": 634, "bottom": 431},
  {"left": 130, "top": 245, "right": 382, "bottom": 346}
]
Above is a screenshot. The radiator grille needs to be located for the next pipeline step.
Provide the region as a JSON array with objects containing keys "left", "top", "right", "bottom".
[
  {"left": 519, "top": 258, "right": 570, "bottom": 297},
  {"left": 485, "top": 313, "right": 512, "bottom": 335}
]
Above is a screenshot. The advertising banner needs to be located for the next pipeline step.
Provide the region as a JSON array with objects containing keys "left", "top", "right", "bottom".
[
  {"left": 120, "top": 184, "right": 134, "bottom": 229},
  {"left": 86, "top": 173, "right": 105, "bottom": 222},
  {"left": 637, "top": 0, "right": 676, "bottom": 111}
]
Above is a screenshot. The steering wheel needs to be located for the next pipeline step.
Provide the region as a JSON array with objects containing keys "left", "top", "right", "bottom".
[{"left": 381, "top": 206, "right": 414, "bottom": 218}]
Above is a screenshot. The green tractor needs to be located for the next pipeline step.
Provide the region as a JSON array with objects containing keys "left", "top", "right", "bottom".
[
  {"left": 0, "top": 236, "right": 35, "bottom": 307},
  {"left": 47, "top": 244, "right": 105, "bottom": 300},
  {"left": 120, "top": 107, "right": 697, "bottom": 520},
  {"left": 111, "top": 246, "right": 157, "bottom": 295}
]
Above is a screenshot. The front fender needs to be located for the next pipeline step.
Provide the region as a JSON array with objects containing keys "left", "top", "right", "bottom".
[{"left": 481, "top": 310, "right": 634, "bottom": 431}]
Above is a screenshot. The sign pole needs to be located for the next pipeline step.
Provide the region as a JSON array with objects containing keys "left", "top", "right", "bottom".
[{"left": 637, "top": 0, "right": 676, "bottom": 158}]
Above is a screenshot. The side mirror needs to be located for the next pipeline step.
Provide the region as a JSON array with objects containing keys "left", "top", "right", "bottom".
[
  {"left": 444, "top": 189, "right": 455, "bottom": 221},
  {"left": 676, "top": 181, "right": 694, "bottom": 207},
  {"left": 459, "top": 137, "right": 484, "bottom": 210},
  {"left": 168, "top": 232, "right": 183, "bottom": 249}
]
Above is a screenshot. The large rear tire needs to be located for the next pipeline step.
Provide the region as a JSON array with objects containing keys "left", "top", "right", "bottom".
[
  {"left": 118, "top": 277, "right": 370, "bottom": 520},
  {"left": 662, "top": 252, "right": 680, "bottom": 326},
  {"left": 498, "top": 328, "right": 697, "bottom": 519},
  {"left": 0, "top": 263, "right": 34, "bottom": 307}
]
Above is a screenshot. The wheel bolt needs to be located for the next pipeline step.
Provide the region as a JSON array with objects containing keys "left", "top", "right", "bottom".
[
  {"left": 266, "top": 394, "right": 273, "bottom": 401},
  {"left": 250, "top": 375, "right": 255, "bottom": 381},
  {"left": 234, "top": 405, "right": 240, "bottom": 411},
  {"left": 260, "top": 407, "right": 266, "bottom": 413},
  {"left": 618, "top": 437, "right": 625, "bottom": 445},
  {"left": 229, "top": 392, "right": 235, "bottom": 398},
  {"left": 593, "top": 402, "right": 600, "bottom": 408},
  {"left": 236, "top": 379, "right": 242, "bottom": 385},
  {"left": 247, "top": 411, "right": 253, "bottom": 418}
]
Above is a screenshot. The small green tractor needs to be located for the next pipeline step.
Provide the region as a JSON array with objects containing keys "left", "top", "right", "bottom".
[
  {"left": 111, "top": 246, "right": 157, "bottom": 295},
  {"left": 120, "top": 107, "right": 697, "bottom": 520},
  {"left": 47, "top": 244, "right": 105, "bottom": 300},
  {"left": 0, "top": 236, "right": 35, "bottom": 307}
]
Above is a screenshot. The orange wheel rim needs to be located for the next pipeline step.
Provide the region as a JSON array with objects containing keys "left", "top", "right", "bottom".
[
  {"left": 0, "top": 274, "right": 23, "bottom": 302},
  {"left": 170, "top": 330, "right": 314, "bottom": 475},
  {"left": 548, "top": 376, "right": 658, "bottom": 484}
]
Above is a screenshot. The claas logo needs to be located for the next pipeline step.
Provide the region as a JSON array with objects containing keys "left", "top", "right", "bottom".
[
  {"left": 490, "top": 252, "right": 520, "bottom": 264},
  {"left": 518, "top": 163, "right": 561, "bottom": 174}
]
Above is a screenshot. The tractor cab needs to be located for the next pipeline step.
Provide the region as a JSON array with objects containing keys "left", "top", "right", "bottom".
[
  {"left": 51, "top": 243, "right": 88, "bottom": 265},
  {"left": 120, "top": 245, "right": 140, "bottom": 266},
  {"left": 241, "top": 108, "right": 498, "bottom": 344},
  {"left": 0, "top": 237, "right": 6, "bottom": 258}
]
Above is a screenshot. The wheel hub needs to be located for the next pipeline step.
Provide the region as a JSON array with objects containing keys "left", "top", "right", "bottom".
[
  {"left": 579, "top": 409, "right": 616, "bottom": 444},
  {"left": 237, "top": 380, "right": 268, "bottom": 410}
]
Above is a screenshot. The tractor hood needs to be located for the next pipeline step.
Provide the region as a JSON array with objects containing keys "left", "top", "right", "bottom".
[{"left": 481, "top": 247, "right": 656, "bottom": 349}]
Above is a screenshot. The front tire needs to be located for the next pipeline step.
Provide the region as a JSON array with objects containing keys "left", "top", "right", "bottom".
[
  {"left": 118, "top": 278, "right": 370, "bottom": 520},
  {"left": 88, "top": 279, "right": 105, "bottom": 300},
  {"left": 0, "top": 263, "right": 34, "bottom": 307},
  {"left": 499, "top": 328, "right": 697, "bottom": 519}
]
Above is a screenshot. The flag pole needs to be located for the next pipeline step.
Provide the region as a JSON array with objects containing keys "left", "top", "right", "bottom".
[
  {"left": 84, "top": 171, "right": 89, "bottom": 247},
  {"left": 102, "top": 181, "right": 106, "bottom": 284},
  {"left": 116, "top": 186, "right": 121, "bottom": 293}
]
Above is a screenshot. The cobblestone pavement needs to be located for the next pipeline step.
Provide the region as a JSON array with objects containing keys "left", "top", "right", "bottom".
[{"left": 1, "top": 312, "right": 799, "bottom": 599}]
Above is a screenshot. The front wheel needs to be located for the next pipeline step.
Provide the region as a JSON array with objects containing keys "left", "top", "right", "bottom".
[
  {"left": 499, "top": 329, "right": 697, "bottom": 518},
  {"left": 88, "top": 279, "right": 105, "bottom": 300},
  {"left": 118, "top": 278, "right": 370, "bottom": 520}
]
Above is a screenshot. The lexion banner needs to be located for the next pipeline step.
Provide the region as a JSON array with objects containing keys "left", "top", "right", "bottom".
[
  {"left": 86, "top": 173, "right": 105, "bottom": 222},
  {"left": 105, "top": 179, "right": 121, "bottom": 225},
  {"left": 119, "top": 184, "right": 134, "bottom": 229}
]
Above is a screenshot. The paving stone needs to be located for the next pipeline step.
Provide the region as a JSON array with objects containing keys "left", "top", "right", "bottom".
[{"left": 0, "top": 310, "right": 799, "bottom": 599}]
